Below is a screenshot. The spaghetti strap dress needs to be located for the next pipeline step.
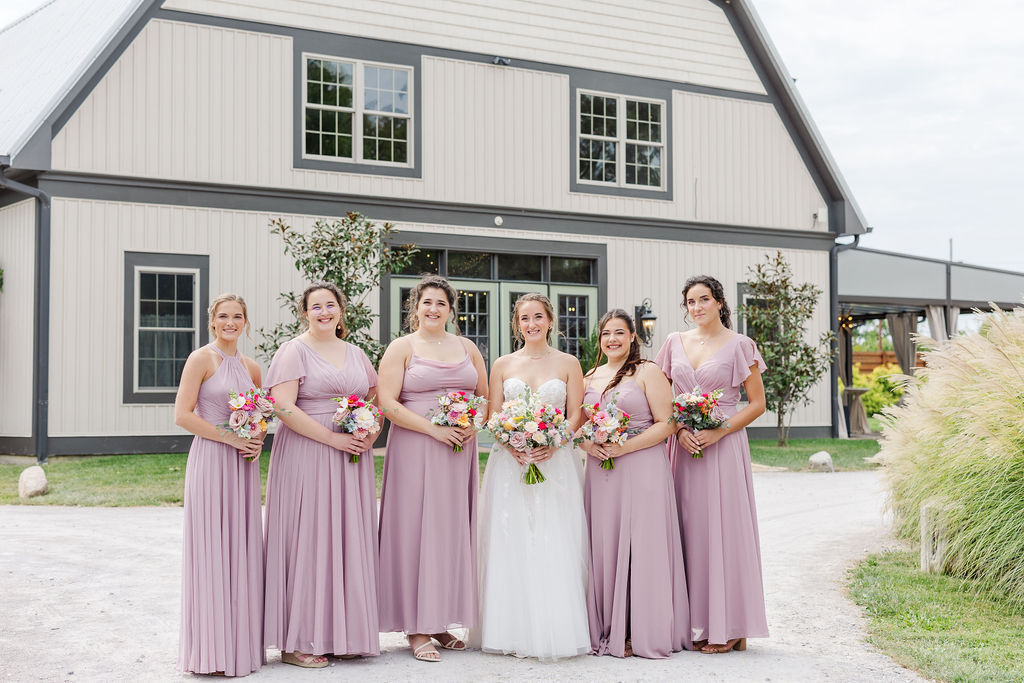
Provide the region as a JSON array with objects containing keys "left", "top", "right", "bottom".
[
  {"left": 583, "top": 380, "right": 691, "bottom": 659},
  {"left": 378, "top": 350, "right": 480, "bottom": 634}
]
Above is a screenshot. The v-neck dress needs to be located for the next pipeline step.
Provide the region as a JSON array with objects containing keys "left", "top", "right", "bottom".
[
  {"left": 654, "top": 332, "right": 769, "bottom": 644},
  {"left": 583, "top": 379, "right": 691, "bottom": 659},
  {"left": 178, "top": 345, "right": 264, "bottom": 677},
  {"left": 378, "top": 349, "right": 480, "bottom": 634},
  {"left": 263, "top": 338, "right": 381, "bottom": 657}
]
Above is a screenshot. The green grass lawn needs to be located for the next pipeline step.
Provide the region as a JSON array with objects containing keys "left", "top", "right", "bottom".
[
  {"left": 2, "top": 437, "right": 868, "bottom": 506},
  {"left": 749, "top": 437, "right": 880, "bottom": 471},
  {"left": 850, "top": 551, "right": 1024, "bottom": 682}
]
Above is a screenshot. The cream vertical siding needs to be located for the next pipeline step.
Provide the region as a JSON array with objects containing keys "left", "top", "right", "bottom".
[
  {"left": 49, "top": 198, "right": 831, "bottom": 436},
  {"left": 47, "top": 198, "right": 383, "bottom": 437},
  {"left": 52, "top": 19, "right": 826, "bottom": 232},
  {"left": 162, "top": 0, "right": 765, "bottom": 94},
  {"left": 0, "top": 199, "right": 36, "bottom": 437}
]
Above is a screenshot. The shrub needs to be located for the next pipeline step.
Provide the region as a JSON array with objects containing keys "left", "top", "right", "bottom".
[
  {"left": 878, "top": 305, "right": 1024, "bottom": 609},
  {"left": 851, "top": 362, "right": 904, "bottom": 416}
]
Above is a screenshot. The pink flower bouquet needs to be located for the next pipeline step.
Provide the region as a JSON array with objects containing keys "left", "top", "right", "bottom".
[
  {"left": 486, "top": 390, "right": 572, "bottom": 485},
  {"left": 576, "top": 394, "right": 632, "bottom": 471},
  {"left": 429, "top": 390, "right": 487, "bottom": 453},
  {"left": 332, "top": 394, "right": 383, "bottom": 463},
  {"left": 220, "top": 388, "right": 277, "bottom": 455},
  {"left": 670, "top": 385, "right": 726, "bottom": 458}
]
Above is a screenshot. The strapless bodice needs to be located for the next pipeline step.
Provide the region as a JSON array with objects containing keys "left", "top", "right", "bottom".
[{"left": 502, "top": 377, "right": 567, "bottom": 411}]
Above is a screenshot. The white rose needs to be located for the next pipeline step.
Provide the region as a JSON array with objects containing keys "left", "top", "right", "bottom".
[{"left": 524, "top": 421, "right": 539, "bottom": 434}]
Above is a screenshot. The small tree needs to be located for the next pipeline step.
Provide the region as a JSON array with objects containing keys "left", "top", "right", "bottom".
[
  {"left": 738, "top": 251, "right": 836, "bottom": 446},
  {"left": 257, "top": 212, "right": 417, "bottom": 365}
]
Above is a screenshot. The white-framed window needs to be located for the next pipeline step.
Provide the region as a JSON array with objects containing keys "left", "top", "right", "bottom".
[
  {"left": 577, "top": 89, "right": 665, "bottom": 190},
  {"left": 134, "top": 266, "right": 200, "bottom": 392},
  {"left": 302, "top": 52, "right": 412, "bottom": 166}
]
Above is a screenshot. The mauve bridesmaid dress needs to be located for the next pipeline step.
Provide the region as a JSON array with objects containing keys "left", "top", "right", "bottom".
[
  {"left": 378, "top": 348, "right": 480, "bottom": 634},
  {"left": 583, "top": 378, "right": 691, "bottom": 659},
  {"left": 655, "top": 332, "right": 770, "bottom": 645},
  {"left": 178, "top": 344, "right": 264, "bottom": 676},
  {"left": 263, "top": 338, "right": 381, "bottom": 657}
]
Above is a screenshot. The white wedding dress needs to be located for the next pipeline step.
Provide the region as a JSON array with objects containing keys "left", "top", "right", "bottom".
[{"left": 474, "top": 378, "right": 591, "bottom": 660}]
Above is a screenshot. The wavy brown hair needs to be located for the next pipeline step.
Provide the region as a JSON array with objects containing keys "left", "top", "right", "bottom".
[
  {"left": 511, "top": 292, "right": 557, "bottom": 347},
  {"left": 404, "top": 274, "right": 460, "bottom": 334},
  {"left": 682, "top": 275, "right": 732, "bottom": 329},
  {"left": 298, "top": 282, "right": 347, "bottom": 339},
  {"left": 586, "top": 309, "right": 648, "bottom": 393}
]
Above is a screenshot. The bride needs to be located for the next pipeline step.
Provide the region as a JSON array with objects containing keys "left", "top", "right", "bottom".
[{"left": 474, "top": 293, "right": 591, "bottom": 660}]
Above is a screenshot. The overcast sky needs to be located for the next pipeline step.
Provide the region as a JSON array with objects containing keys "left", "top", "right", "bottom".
[{"left": 2, "top": 1, "right": 1021, "bottom": 272}]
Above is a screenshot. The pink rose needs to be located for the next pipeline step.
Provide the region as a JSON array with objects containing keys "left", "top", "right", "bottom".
[
  {"left": 255, "top": 396, "right": 274, "bottom": 416},
  {"left": 595, "top": 431, "right": 609, "bottom": 444},
  {"left": 509, "top": 432, "right": 528, "bottom": 450},
  {"left": 229, "top": 410, "right": 247, "bottom": 431}
]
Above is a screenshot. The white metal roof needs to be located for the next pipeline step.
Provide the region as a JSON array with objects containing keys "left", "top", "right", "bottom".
[{"left": 0, "top": 0, "right": 145, "bottom": 160}]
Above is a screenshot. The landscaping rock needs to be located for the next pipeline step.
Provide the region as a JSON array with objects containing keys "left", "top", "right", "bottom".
[
  {"left": 809, "top": 451, "right": 834, "bottom": 472},
  {"left": 18, "top": 465, "right": 49, "bottom": 499}
]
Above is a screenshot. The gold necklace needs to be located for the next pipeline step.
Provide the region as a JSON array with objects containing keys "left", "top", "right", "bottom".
[
  {"left": 526, "top": 348, "right": 551, "bottom": 360},
  {"left": 418, "top": 332, "right": 445, "bottom": 345}
]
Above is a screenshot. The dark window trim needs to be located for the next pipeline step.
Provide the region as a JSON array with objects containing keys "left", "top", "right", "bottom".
[
  {"left": 381, "top": 233, "right": 606, "bottom": 343},
  {"left": 292, "top": 36, "right": 422, "bottom": 177},
  {"left": 123, "top": 251, "right": 209, "bottom": 405}
]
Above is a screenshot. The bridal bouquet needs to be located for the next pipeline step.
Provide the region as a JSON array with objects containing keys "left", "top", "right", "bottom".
[
  {"left": 429, "top": 390, "right": 487, "bottom": 452},
  {"left": 221, "top": 388, "right": 277, "bottom": 449},
  {"left": 486, "top": 391, "right": 572, "bottom": 485},
  {"left": 576, "top": 394, "right": 632, "bottom": 471},
  {"left": 670, "top": 385, "right": 726, "bottom": 458},
  {"left": 332, "top": 394, "right": 383, "bottom": 463}
]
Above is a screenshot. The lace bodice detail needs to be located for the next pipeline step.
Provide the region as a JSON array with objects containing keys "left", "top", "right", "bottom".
[{"left": 502, "top": 378, "right": 567, "bottom": 411}]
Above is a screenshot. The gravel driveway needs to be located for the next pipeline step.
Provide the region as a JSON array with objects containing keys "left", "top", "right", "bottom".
[{"left": 0, "top": 471, "right": 920, "bottom": 682}]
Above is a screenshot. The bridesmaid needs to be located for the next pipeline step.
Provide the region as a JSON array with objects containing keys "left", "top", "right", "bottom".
[
  {"left": 655, "top": 275, "right": 769, "bottom": 654},
  {"left": 377, "top": 275, "right": 488, "bottom": 662},
  {"left": 580, "top": 309, "right": 691, "bottom": 659},
  {"left": 175, "top": 293, "right": 264, "bottom": 677},
  {"left": 263, "top": 282, "right": 382, "bottom": 668}
]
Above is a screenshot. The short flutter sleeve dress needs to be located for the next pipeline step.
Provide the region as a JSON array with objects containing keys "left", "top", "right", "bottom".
[
  {"left": 377, "top": 345, "right": 480, "bottom": 634},
  {"left": 263, "top": 338, "right": 381, "bottom": 657},
  {"left": 655, "top": 332, "right": 769, "bottom": 645}
]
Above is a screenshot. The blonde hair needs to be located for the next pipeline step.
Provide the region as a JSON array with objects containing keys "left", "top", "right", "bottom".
[
  {"left": 404, "top": 275, "right": 460, "bottom": 333},
  {"left": 208, "top": 293, "right": 250, "bottom": 338},
  {"left": 511, "top": 292, "right": 557, "bottom": 347},
  {"left": 298, "top": 282, "right": 348, "bottom": 339}
]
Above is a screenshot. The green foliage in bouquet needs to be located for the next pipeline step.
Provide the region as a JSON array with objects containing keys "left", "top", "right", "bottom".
[
  {"left": 879, "top": 305, "right": 1024, "bottom": 610},
  {"left": 851, "top": 362, "right": 904, "bottom": 416},
  {"left": 257, "top": 212, "right": 418, "bottom": 365},
  {"left": 738, "top": 251, "right": 836, "bottom": 446}
]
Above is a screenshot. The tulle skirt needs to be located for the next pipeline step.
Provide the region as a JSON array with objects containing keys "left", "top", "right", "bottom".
[{"left": 474, "top": 443, "right": 591, "bottom": 661}]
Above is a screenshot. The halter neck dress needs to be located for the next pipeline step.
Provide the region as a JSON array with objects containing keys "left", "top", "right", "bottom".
[
  {"left": 263, "top": 338, "right": 381, "bottom": 657},
  {"left": 655, "top": 332, "right": 769, "bottom": 644},
  {"left": 178, "top": 344, "right": 264, "bottom": 676},
  {"left": 583, "top": 378, "right": 691, "bottom": 659},
  {"left": 378, "top": 346, "right": 480, "bottom": 634}
]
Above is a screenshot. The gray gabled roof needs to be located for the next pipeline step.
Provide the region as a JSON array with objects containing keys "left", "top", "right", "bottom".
[
  {"left": 0, "top": 0, "right": 146, "bottom": 165},
  {"left": 0, "top": 0, "right": 868, "bottom": 234}
]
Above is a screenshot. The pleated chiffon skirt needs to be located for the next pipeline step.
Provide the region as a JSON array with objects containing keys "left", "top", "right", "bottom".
[{"left": 178, "top": 437, "right": 264, "bottom": 676}]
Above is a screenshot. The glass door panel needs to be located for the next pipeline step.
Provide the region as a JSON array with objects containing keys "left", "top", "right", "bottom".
[
  {"left": 499, "top": 283, "right": 549, "bottom": 356},
  {"left": 448, "top": 280, "right": 499, "bottom": 367},
  {"left": 550, "top": 285, "right": 597, "bottom": 361}
]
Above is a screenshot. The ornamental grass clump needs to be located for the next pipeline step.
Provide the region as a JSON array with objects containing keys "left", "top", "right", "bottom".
[{"left": 878, "top": 304, "right": 1024, "bottom": 609}]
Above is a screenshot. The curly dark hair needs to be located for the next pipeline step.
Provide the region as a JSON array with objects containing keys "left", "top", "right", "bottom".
[
  {"left": 404, "top": 274, "right": 460, "bottom": 334},
  {"left": 298, "top": 282, "right": 347, "bottom": 339},
  {"left": 681, "top": 275, "right": 732, "bottom": 329}
]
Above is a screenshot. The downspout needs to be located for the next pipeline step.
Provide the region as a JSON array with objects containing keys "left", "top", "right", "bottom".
[
  {"left": 829, "top": 232, "right": 860, "bottom": 438},
  {"left": 0, "top": 161, "right": 51, "bottom": 464}
]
